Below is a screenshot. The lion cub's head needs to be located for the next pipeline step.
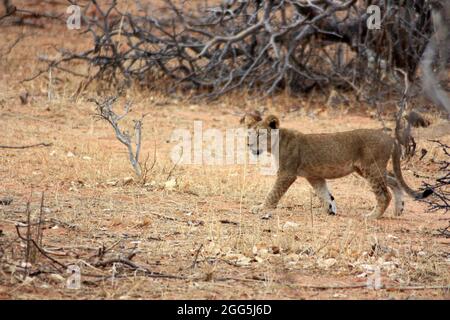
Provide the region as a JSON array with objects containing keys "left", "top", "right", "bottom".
[{"left": 240, "top": 112, "right": 280, "bottom": 156}]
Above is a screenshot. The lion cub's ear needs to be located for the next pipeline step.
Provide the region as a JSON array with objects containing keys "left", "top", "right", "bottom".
[
  {"left": 240, "top": 111, "right": 262, "bottom": 127},
  {"left": 263, "top": 115, "right": 280, "bottom": 129}
]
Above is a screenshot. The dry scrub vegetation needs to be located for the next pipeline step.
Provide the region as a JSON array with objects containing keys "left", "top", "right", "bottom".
[{"left": 0, "top": 1, "right": 449, "bottom": 300}]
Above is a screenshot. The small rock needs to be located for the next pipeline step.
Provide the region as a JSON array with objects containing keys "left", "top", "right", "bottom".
[
  {"left": 360, "top": 264, "right": 377, "bottom": 272},
  {"left": 144, "top": 180, "right": 157, "bottom": 187},
  {"left": 49, "top": 274, "right": 65, "bottom": 283},
  {"left": 224, "top": 253, "right": 252, "bottom": 266},
  {"left": 282, "top": 221, "right": 299, "bottom": 231},
  {"left": 333, "top": 293, "right": 347, "bottom": 298},
  {"left": 356, "top": 272, "right": 367, "bottom": 278},
  {"left": 253, "top": 256, "right": 264, "bottom": 263},
  {"left": 261, "top": 212, "right": 272, "bottom": 220},
  {"left": 271, "top": 246, "right": 281, "bottom": 254},
  {"left": 284, "top": 253, "right": 299, "bottom": 265},
  {"left": 123, "top": 176, "right": 134, "bottom": 185},
  {"left": 382, "top": 261, "right": 397, "bottom": 271},
  {"left": 386, "top": 234, "right": 398, "bottom": 240},
  {"left": 317, "top": 258, "right": 337, "bottom": 269},
  {"left": 287, "top": 105, "right": 301, "bottom": 113},
  {"left": 106, "top": 180, "right": 118, "bottom": 186},
  {"left": 164, "top": 178, "right": 177, "bottom": 191}
]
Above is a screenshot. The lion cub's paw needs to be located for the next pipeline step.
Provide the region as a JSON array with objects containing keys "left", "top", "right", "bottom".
[
  {"left": 251, "top": 205, "right": 274, "bottom": 219},
  {"left": 327, "top": 203, "right": 337, "bottom": 215},
  {"left": 393, "top": 201, "right": 405, "bottom": 217},
  {"left": 365, "top": 209, "right": 382, "bottom": 220}
]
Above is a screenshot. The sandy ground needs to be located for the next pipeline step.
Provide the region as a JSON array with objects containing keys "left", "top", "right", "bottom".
[{"left": 0, "top": 1, "right": 449, "bottom": 300}]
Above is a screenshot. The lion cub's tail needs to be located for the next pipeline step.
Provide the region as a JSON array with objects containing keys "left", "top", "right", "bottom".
[{"left": 392, "top": 141, "right": 433, "bottom": 199}]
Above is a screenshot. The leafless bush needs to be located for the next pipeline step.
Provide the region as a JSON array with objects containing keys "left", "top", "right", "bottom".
[
  {"left": 91, "top": 96, "right": 145, "bottom": 179},
  {"left": 30, "top": 0, "right": 449, "bottom": 107},
  {"left": 421, "top": 140, "right": 449, "bottom": 212}
]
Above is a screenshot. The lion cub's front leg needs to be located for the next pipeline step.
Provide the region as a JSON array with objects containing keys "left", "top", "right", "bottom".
[
  {"left": 252, "top": 174, "right": 297, "bottom": 213},
  {"left": 307, "top": 178, "right": 337, "bottom": 215}
]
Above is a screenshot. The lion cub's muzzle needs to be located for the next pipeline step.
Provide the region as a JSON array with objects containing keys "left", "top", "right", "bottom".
[{"left": 248, "top": 140, "right": 265, "bottom": 156}]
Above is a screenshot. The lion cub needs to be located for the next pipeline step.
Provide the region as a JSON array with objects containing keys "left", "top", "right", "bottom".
[{"left": 242, "top": 113, "right": 432, "bottom": 219}]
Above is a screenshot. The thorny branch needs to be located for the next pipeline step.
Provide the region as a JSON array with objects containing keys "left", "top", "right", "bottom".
[
  {"left": 420, "top": 140, "right": 450, "bottom": 212},
  {"left": 29, "top": 0, "right": 448, "bottom": 107}
]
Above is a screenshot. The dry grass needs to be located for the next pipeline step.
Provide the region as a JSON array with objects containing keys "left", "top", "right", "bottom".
[{"left": 0, "top": 2, "right": 449, "bottom": 300}]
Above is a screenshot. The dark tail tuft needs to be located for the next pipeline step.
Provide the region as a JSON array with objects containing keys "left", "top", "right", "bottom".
[{"left": 421, "top": 188, "right": 433, "bottom": 199}]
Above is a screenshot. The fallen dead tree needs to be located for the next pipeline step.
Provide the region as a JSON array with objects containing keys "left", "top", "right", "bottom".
[{"left": 30, "top": 0, "right": 448, "bottom": 104}]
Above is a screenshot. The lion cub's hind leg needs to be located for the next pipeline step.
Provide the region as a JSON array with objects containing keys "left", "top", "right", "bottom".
[
  {"left": 307, "top": 178, "right": 337, "bottom": 215},
  {"left": 361, "top": 165, "right": 392, "bottom": 219},
  {"left": 387, "top": 173, "right": 405, "bottom": 216}
]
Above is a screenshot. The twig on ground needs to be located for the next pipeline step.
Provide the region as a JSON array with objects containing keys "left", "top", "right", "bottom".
[
  {"left": 93, "top": 258, "right": 187, "bottom": 280},
  {"left": 0, "top": 142, "right": 52, "bottom": 149},
  {"left": 190, "top": 244, "right": 203, "bottom": 269},
  {"left": 15, "top": 225, "right": 67, "bottom": 272},
  {"left": 286, "top": 283, "right": 450, "bottom": 291},
  {"left": 219, "top": 219, "right": 240, "bottom": 226}
]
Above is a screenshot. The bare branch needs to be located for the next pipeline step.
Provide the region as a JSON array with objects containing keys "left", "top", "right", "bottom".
[
  {"left": 0, "top": 142, "right": 52, "bottom": 149},
  {"left": 31, "top": 0, "right": 438, "bottom": 104},
  {"left": 420, "top": 140, "right": 450, "bottom": 212},
  {"left": 92, "top": 97, "right": 143, "bottom": 177}
]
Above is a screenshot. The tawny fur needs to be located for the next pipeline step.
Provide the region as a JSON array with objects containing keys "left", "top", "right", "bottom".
[{"left": 243, "top": 114, "right": 432, "bottom": 219}]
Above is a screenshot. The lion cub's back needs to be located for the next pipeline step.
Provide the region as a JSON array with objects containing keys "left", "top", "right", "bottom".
[{"left": 301, "top": 128, "right": 393, "bottom": 164}]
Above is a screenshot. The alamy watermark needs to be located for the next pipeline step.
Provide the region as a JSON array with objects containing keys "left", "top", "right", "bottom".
[
  {"left": 66, "top": 5, "right": 81, "bottom": 30},
  {"left": 169, "top": 122, "right": 279, "bottom": 176},
  {"left": 66, "top": 265, "right": 81, "bottom": 289},
  {"left": 366, "top": 266, "right": 382, "bottom": 290},
  {"left": 367, "top": 5, "right": 382, "bottom": 30},
  {"left": 65, "top": 4, "right": 382, "bottom": 31}
]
